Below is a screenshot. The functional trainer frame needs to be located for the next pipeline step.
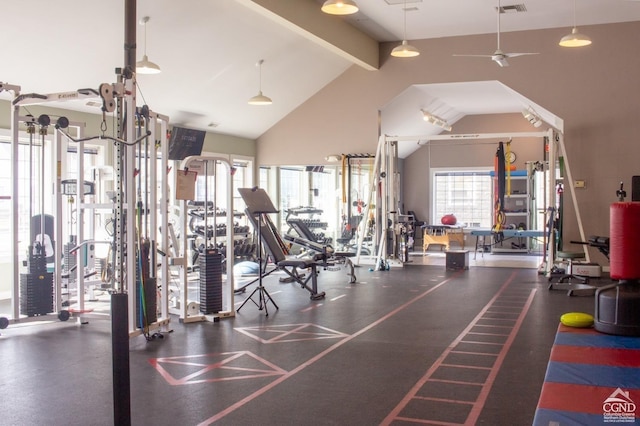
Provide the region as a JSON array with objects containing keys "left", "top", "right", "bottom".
[{"left": 357, "top": 129, "right": 585, "bottom": 276}]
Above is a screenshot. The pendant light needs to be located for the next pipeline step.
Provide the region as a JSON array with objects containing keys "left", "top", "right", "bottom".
[
  {"left": 559, "top": 0, "right": 592, "bottom": 47},
  {"left": 248, "top": 59, "right": 272, "bottom": 106},
  {"left": 321, "top": 0, "right": 359, "bottom": 16},
  {"left": 391, "top": 1, "right": 420, "bottom": 58},
  {"left": 136, "top": 16, "right": 161, "bottom": 74}
]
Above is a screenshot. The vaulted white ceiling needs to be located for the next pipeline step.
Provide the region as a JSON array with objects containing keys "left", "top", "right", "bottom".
[{"left": 2, "top": 0, "right": 640, "bottom": 158}]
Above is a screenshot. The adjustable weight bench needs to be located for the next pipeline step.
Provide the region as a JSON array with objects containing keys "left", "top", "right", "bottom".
[
  {"left": 283, "top": 233, "right": 357, "bottom": 284},
  {"left": 285, "top": 218, "right": 357, "bottom": 284},
  {"left": 246, "top": 210, "right": 326, "bottom": 300}
]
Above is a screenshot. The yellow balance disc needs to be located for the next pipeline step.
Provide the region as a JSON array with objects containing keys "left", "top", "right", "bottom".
[{"left": 560, "top": 312, "right": 594, "bottom": 328}]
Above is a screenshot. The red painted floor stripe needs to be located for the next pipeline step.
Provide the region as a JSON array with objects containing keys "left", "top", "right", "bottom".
[
  {"left": 197, "top": 273, "right": 460, "bottom": 425},
  {"left": 551, "top": 345, "right": 640, "bottom": 367},
  {"left": 381, "top": 271, "right": 538, "bottom": 426}
]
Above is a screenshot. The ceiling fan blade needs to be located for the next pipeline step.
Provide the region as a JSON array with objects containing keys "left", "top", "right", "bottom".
[
  {"left": 492, "top": 56, "right": 509, "bottom": 67},
  {"left": 504, "top": 52, "right": 539, "bottom": 58}
]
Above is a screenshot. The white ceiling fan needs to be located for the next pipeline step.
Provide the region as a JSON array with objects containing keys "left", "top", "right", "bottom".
[{"left": 453, "top": 0, "right": 539, "bottom": 67}]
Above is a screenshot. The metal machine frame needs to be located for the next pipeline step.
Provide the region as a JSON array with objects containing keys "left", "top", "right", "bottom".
[
  {"left": 171, "top": 155, "right": 237, "bottom": 323},
  {"left": 355, "top": 129, "right": 585, "bottom": 276},
  {"left": 1, "top": 81, "right": 171, "bottom": 337}
]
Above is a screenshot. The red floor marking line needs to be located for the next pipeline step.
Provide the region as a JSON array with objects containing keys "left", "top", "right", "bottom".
[
  {"left": 463, "top": 290, "right": 536, "bottom": 425},
  {"left": 300, "top": 303, "right": 323, "bottom": 312},
  {"left": 197, "top": 274, "right": 460, "bottom": 425},
  {"left": 450, "top": 350, "right": 498, "bottom": 357},
  {"left": 466, "top": 332, "right": 509, "bottom": 337},
  {"left": 150, "top": 351, "right": 288, "bottom": 385},
  {"left": 234, "top": 323, "right": 348, "bottom": 344},
  {"left": 459, "top": 340, "right": 503, "bottom": 346},
  {"left": 381, "top": 271, "right": 538, "bottom": 426},
  {"left": 440, "top": 364, "right": 491, "bottom": 371},
  {"left": 395, "top": 417, "right": 460, "bottom": 425},
  {"left": 471, "top": 324, "right": 512, "bottom": 329},
  {"left": 477, "top": 317, "right": 516, "bottom": 321},
  {"left": 415, "top": 396, "right": 475, "bottom": 405},
  {"left": 429, "top": 378, "right": 484, "bottom": 386}
]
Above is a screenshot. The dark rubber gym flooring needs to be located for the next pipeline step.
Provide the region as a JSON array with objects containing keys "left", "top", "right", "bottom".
[{"left": 0, "top": 263, "right": 598, "bottom": 425}]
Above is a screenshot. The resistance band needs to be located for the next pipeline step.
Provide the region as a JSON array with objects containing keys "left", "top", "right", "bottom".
[
  {"left": 505, "top": 139, "right": 512, "bottom": 196},
  {"left": 341, "top": 155, "right": 347, "bottom": 204},
  {"left": 493, "top": 142, "right": 506, "bottom": 234}
]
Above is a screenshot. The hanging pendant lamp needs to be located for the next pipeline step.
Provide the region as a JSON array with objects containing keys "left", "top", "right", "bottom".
[
  {"left": 248, "top": 60, "right": 272, "bottom": 106},
  {"left": 559, "top": 0, "right": 592, "bottom": 47},
  {"left": 321, "top": 0, "right": 359, "bottom": 16},
  {"left": 391, "top": 1, "right": 420, "bottom": 58},
  {"left": 136, "top": 16, "right": 161, "bottom": 74}
]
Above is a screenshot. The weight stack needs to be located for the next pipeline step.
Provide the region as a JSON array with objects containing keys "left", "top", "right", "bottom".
[
  {"left": 136, "top": 277, "right": 157, "bottom": 329},
  {"left": 64, "top": 241, "right": 77, "bottom": 276},
  {"left": 136, "top": 240, "right": 157, "bottom": 329},
  {"left": 199, "top": 249, "right": 222, "bottom": 314},
  {"left": 20, "top": 253, "right": 53, "bottom": 316}
]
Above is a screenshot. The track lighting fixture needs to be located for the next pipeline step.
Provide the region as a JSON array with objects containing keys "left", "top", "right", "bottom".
[
  {"left": 248, "top": 59, "right": 272, "bottom": 106},
  {"left": 391, "top": 0, "right": 420, "bottom": 58},
  {"left": 321, "top": 0, "right": 359, "bottom": 15},
  {"left": 421, "top": 110, "right": 452, "bottom": 132},
  {"left": 136, "top": 16, "right": 161, "bottom": 74},
  {"left": 522, "top": 108, "right": 542, "bottom": 128},
  {"left": 559, "top": 0, "right": 592, "bottom": 47}
]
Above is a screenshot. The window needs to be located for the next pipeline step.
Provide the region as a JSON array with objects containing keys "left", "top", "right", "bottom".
[
  {"left": 276, "top": 166, "right": 339, "bottom": 243},
  {"left": 432, "top": 169, "right": 493, "bottom": 228}
]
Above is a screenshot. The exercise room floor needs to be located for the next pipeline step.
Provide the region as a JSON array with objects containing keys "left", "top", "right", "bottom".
[{"left": 0, "top": 262, "right": 599, "bottom": 425}]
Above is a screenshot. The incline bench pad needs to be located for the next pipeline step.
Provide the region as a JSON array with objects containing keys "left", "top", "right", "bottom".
[{"left": 278, "top": 259, "right": 316, "bottom": 269}]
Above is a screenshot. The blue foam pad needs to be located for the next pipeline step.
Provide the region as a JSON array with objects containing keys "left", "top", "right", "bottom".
[{"left": 233, "top": 261, "right": 259, "bottom": 276}]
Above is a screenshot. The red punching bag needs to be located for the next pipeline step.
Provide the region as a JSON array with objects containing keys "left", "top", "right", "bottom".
[{"left": 610, "top": 202, "right": 640, "bottom": 280}]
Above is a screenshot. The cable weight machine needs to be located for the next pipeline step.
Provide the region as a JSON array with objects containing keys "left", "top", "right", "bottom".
[{"left": 2, "top": 77, "right": 171, "bottom": 340}]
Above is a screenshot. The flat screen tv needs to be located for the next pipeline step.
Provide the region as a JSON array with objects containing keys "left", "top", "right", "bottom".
[{"left": 168, "top": 126, "right": 206, "bottom": 160}]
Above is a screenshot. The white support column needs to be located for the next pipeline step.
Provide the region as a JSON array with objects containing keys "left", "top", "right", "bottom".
[
  {"left": 375, "top": 138, "right": 389, "bottom": 271},
  {"left": 387, "top": 139, "right": 396, "bottom": 261},
  {"left": 557, "top": 132, "right": 589, "bottom": 262},
  {"left": 222, "top": 160, "right": 235, "bottom": 318},
  {"left": 355, "top": 135, "right": 384, "bottom": 266},
  {"left": 547, "top": 130, "right": 557, "bottom": 275},
  {"left": 10, "top": 102, "right": 20, "bottom": 321},
  {"left": 76, "top": 131, "right": 86, "bottom": 317},
  {"left": 53, "top": 128, "right": 64, "bottom": 319},
  {"left": 178, "top": 198, "right": 192, "bottom": 322},
  {"left": 158, "top": 115, "right": 170, "bottom": 325},
  {"left": 124, "top": 78, "right": 138, "bottom": 334}
]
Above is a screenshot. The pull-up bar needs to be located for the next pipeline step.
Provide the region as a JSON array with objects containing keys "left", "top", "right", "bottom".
[{"left": 57, "top": 128, "right": 151, "bottom": 146}]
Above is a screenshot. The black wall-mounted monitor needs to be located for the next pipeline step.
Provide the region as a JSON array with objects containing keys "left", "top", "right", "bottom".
[{"left": 168, "top": 126, "right": 206, "bottom": 160}]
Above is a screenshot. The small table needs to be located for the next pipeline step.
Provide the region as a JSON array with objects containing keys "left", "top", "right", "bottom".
[
  {"left": 423, "top": 225, "right": 465, "bottom": 252},
  {"left": 469, "top": 229, "right": 545, "bottom": 259}
]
